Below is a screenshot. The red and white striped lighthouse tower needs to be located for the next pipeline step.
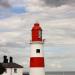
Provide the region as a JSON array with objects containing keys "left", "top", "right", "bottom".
[{"left": 30, "top": 23, "right": 45, "bottom": 75}]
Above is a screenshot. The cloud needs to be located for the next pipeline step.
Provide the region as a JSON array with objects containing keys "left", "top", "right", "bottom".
[
  {"left": 9, "top": 0, "right": 26, "bottom": 6},
  {"left": 0, "top": 0, "right": 26, "bottom": 8},
  {"left": 41, "top": 0, "right": 75, "bottom": 7},
  {"left": 0, "top": 0, "right": 10, "bottom": 8},
  {"left": 0, "top": 0, "right": 26, "bottom": 19},
  {"left": 0, "top": 42, "right": 25, "bottom": 48}
]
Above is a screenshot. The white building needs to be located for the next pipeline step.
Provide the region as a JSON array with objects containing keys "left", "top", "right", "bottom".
[{"left": 1, "top": 56, "right": 23, "bottom": 75}]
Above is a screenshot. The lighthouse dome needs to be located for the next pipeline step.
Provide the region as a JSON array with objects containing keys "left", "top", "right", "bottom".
[{"left": 32, "top": 23, "right": 42, "bottom": 30}]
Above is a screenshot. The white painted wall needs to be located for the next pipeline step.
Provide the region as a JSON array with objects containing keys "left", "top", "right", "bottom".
[
  {"left": 30, "top": 43, "right": 45, "bottom": 75},
  {"left": 30, "top": 43, "right": 44, "bottom": 57},
  {"left": 30, "top": 68, "right": 45, "bottom": 75},
  {"left": 2, "top": 68, "right": 23, "bottom": 75}
]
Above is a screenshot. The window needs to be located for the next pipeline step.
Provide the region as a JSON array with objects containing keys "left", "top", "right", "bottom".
[
  {"left": 36, "top": 49, "right": 40, "bottom": 53},
  {"left": 14, "top": 68, "right": 17, "bottom": 73},
  {"left": 39, "top": 30, "right": 42, "bottom": 38}
]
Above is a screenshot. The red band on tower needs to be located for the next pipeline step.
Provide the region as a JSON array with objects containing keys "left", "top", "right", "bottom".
[{"left": 30, "top": 57, "right": 44, "bottom": 67}]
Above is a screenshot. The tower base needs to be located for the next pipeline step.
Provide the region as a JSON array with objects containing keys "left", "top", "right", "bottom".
[{"left": 30, "top": 68, "right": 45, "bottom": 75}]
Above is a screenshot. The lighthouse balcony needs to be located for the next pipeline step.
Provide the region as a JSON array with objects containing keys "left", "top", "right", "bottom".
[{"left": 30, "top": 39, "right": 45, "bottom": 44}]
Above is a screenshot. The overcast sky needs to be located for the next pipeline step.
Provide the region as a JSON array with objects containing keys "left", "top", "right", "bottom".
[{"left": 0, "top": 0, "right": 75, "bottom": 72}]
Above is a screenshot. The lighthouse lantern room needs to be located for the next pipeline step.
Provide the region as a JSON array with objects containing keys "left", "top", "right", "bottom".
[
  {"left": 32, "top": 23, "right": 42, "bottom": 41},
  {"left": 30, "top": 23, "right": 45, "bottom": 75}
]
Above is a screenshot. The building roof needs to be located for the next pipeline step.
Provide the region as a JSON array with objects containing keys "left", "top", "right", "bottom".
[{"left": 0, "top": 63, "right": 23, "bottom": 68}]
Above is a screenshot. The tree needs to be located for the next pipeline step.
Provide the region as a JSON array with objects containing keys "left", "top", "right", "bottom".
[{"left": 0, "top": 63, "right": 6, "bottom": 74}]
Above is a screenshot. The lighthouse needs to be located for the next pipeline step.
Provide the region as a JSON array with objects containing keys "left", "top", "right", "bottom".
[{"left": 30, "top": 23, "right": 45, "bottom": 75}]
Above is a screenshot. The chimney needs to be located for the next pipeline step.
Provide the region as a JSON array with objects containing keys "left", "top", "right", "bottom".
[
  {"left": 9, "top": 57, "right": 13, "bottom": 63},
  {"left": 3, "top": 56, "right": 8, "bottom": 63}
]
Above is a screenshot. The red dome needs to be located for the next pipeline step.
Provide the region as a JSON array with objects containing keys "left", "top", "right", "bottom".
[{"left": 32, "top": 23, "right": 42, "bottom": 30}]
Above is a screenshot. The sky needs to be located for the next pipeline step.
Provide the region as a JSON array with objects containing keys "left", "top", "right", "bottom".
[{"left": 0, "top": 0, "right": 75, "bottom": 72}]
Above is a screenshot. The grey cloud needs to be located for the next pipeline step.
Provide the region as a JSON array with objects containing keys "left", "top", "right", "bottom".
[
  {"left": 48, "top": 27, "right": 75, "bottom": 39},
  {"left": 0, "top": 42, "right": 25, "bottom": 48},
  {"left": 46, "top": 56, "right": 74, "bottom": 60},
  {"left": 59, "top": 27, "right": 75, "bottom": 38},
  {"left": 0, "top": 47, "right": 9, "bottom": 53},
  {"left": 41, "top": 0, "right": 75, "bottom": 7},
  {"left": 0, "top": 0, "right": 10, "bottom": 8},
  {"left": 50, "top": 27, "right": 75, "bottom": 38},
  {"left": 6, "top": 42, "right": 25, "bottom": 48}
]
